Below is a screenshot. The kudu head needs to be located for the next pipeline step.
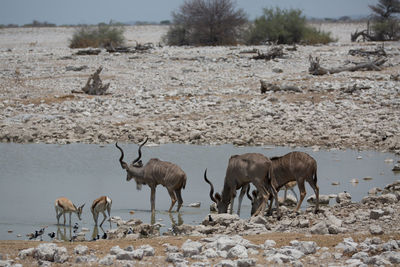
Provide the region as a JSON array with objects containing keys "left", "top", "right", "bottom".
[
  {"left": 75, "top": 203, "right": 85, "bottom": 220},
  {"left": 204, "top": 169, "right": 232, "bottom": 214},
  {"left": 247, "top": 188, "right": 262, "bottom": 216},
  {"left": 115, "top": 138, "right": 148, "bottom": 189}
]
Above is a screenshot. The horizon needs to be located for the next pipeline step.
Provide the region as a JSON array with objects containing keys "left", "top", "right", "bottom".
[{"left": 0, "top": 0, "right": 378, "bottom": 26}]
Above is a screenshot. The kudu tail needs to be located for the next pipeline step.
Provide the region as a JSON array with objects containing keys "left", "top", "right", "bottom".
[
  {"left": 313, "top": 167, "right": 318, "bottom": 185},
  {"left": 182, "top": 176, "right": 187, "bottom": 190}
]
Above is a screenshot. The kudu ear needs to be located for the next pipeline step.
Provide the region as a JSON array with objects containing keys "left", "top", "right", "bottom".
[{"left": 215, "top": 193, "right": 222, "bottom": 202}]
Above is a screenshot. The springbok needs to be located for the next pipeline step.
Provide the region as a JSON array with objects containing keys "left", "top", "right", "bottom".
[
  {"left": 91, "top": 196, "right": 112, "bottom": 227},
  {"left": 115, "top": 138, "right": 187, "bottom": 214},
  {"left": 249, "top": 151, "right": 319, "bottom": 215},
  {"left": 204, "top": 153, "right": 279, "bottom": 217},
  {"left": 55, "top": 197, "right": 84, "bottom": 226}
]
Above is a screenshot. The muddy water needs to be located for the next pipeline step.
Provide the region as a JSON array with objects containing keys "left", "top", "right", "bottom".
[{"left": 0, "top": 143, "right": 398, "bottom": 241}]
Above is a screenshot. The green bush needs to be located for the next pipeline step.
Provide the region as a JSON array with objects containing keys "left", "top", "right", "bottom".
[
  {"left": 302, "top": 27, "right": 336, "bottom": 45},
  {"left": 245, "top": 8, "right": 334, "bottom": 45},
  {"left": 69, "top": 23, "right": 125, "bottom": 48}
]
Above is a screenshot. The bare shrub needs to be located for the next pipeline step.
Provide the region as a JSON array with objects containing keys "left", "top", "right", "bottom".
[{"left": 164, "top": 0, "right": 247, "bottom": 46}]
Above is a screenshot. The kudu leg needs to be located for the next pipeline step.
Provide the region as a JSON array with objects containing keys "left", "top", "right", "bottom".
[
  {"left": 294, "top": 182, "right": 306, "bottom": 213},
  {"left": 167, "top": 189, "right": 177, "bottom": 212},
  {"left": 175, "top": 189, "right": 183, "bottom": 212},
  {"left": 237, "top": 185, "right": 248, "bottom": 216},
  {"left": 309, "top": 182, "right": 319, "bottom": 213},
  {"left": 150, "top": 187, "right": 156, "bottom": 214}
]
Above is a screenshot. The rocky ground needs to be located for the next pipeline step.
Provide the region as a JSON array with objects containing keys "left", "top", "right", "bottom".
[
  {"left": 0, "top": 23, "right": 399, "bottom": 153},
  {"left": 1, "top": 23, "right": 400, "bottom": 266}
]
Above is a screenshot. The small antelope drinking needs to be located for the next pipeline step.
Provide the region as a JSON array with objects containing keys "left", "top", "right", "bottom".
[{"left": 55, "top": 197, "right": 84, "bottom": 226}]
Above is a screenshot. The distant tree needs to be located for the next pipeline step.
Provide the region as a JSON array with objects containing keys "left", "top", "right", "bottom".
[
  {"left": 369, "top": 0, "right": 400, "bottom": 40},
  {"left": 160, "top": 20, "right": 171, "bottom": 25},
  {"left": 164, "top": 0, "right": 247, "bottom": 46}
]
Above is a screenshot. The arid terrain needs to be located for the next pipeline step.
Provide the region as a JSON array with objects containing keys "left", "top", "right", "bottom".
[
  {"left": 0, "top": 23, "right": 399, "bottom": 153},
  {"left": 0, "top": 23, "right": 400, "bottom": 266}
]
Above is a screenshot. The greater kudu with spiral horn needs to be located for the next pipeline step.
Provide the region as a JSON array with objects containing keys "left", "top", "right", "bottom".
[
  {"left": 115, "top": 138, "right": 187, "bottom": 214},
  {"left": 204, "top": 153, "right": 279, "bottom": 217}
]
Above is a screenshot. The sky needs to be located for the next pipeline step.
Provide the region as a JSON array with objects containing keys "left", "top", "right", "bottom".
[{"left": 0, "top": 0, "right": 378, "bottom": 26}]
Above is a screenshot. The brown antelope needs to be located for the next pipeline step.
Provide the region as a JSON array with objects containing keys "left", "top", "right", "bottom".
[
  {"left": 204, "top": 153, "right": 279, "bottom": 217},
  {"left": 249, "top": 151, "right": 319, "bottom": 215},
  {"left": 55, "top": 197, "right": 84, "bottom": 226},
  {"left": 91, "top": 196, "right": 112, "bottom": 227},
  {"left": 115, "top": 138, "right": 187, "bottom": 214}
]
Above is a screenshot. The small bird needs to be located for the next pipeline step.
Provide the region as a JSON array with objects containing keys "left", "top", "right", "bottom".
[
  {"left": 36, "top": 228, "right": 45, "bottom": 241},
  {"left": 208, "top": 215, "right": 213, "bottom": 222},
  {"left": 48, "top": 232, "right": 55, "bottom": 239},
  {"left": 70, "top": 235, "right": 78, "bottom": 242},
  {"left": 102, "top": 232, "right": 107, "bottom": 239},
  {"left": 26, "top": 232, "right": 37, "bottom": 240},
  {"left": 73, "top": 223, "right": 79, "bottom": 233}
]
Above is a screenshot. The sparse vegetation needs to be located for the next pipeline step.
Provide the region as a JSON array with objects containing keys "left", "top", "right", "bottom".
[
  {"left": 164, "top": 0, "right": 247, "bottom": 46},
  {"left": 69, "top": 23, "right": 125, "bottom": 49},
  {"left": 369, "top": 0, "right": 400, "bottom": 40},
  {"left": 245, "top": 8, "right": 335, "bottom": 45},
  {"left": 23, "top": 20, "right": 56, "bottom": 27}
]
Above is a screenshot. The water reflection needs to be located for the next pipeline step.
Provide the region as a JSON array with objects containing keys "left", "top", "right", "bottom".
[
  {"left": 56, "top": 226, "right": 71, "bottom": 242},
  {"left": 169, "top": 212, "right": 183, "bottom": 227}
]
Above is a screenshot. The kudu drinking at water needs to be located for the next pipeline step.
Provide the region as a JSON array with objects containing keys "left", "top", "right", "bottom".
[
  {"left": 115, "top": 138, "right": 187, "bottom": 214},
  {"left": 249, "top": 151, "right": 319, "bottom": 216},
  {"left": 204, "top": 153, "right": 279, "bottom": 217}
]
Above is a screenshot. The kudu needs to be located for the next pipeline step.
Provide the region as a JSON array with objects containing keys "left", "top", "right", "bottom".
[
  {"left": 204, "top": 153, "right": 279, "bottom": 217},
  {"left": 115, "top": 138, "right": 187, "bottom": 214},
  {"left": 249, "top": 151, "right": 319, "bottom": 215}
]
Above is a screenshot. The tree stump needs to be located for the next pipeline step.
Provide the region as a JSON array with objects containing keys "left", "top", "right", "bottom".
[{"left": 81, "top": 67, "right": 110, "bottom": 95}]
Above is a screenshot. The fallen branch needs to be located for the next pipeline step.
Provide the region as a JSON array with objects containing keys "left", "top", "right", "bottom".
[
  {"left": 106, "top": 42, "right": 154, "bottom": 53},
  {"left": 308, "top": 55, "right": 387, "bottom": 75},
  {"left": 260, "top": 80, "right": 301, "bottom": 94},
  {"left": 75, "top": 49, "right": 101, "bottom": 55},
  {"left": 252, "top": 46, "right": 284, "bottom": 60},
  {"left": 75, "top": 66, "right": 110, "bottom": 95},
  {"left": 348, "top": 44, "right": 386, "bottom": 57}
]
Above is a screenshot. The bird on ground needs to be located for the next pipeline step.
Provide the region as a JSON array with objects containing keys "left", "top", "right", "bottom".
[
  {"left": 26, "top": 232, "right": 37, "bottom": 240},
  {"left": 36, "top": 228, "right": 45, "bottom": 241},
  {"left": 73, "top": 223, "right": 79, "bottom": 233},
  {"left": 102, "top": 232, "right": 107, "bottom": 239}
]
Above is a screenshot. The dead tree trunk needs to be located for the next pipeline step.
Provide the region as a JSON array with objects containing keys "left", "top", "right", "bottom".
[
  {"left": 252, "top": 46, "right": 284, "bottom": 60},
  {"left": 308, "top": 55, "right": 387, "bottom": 75},
  {"left": 80, "top": 66, "right": 110, "bottom": 95}
]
